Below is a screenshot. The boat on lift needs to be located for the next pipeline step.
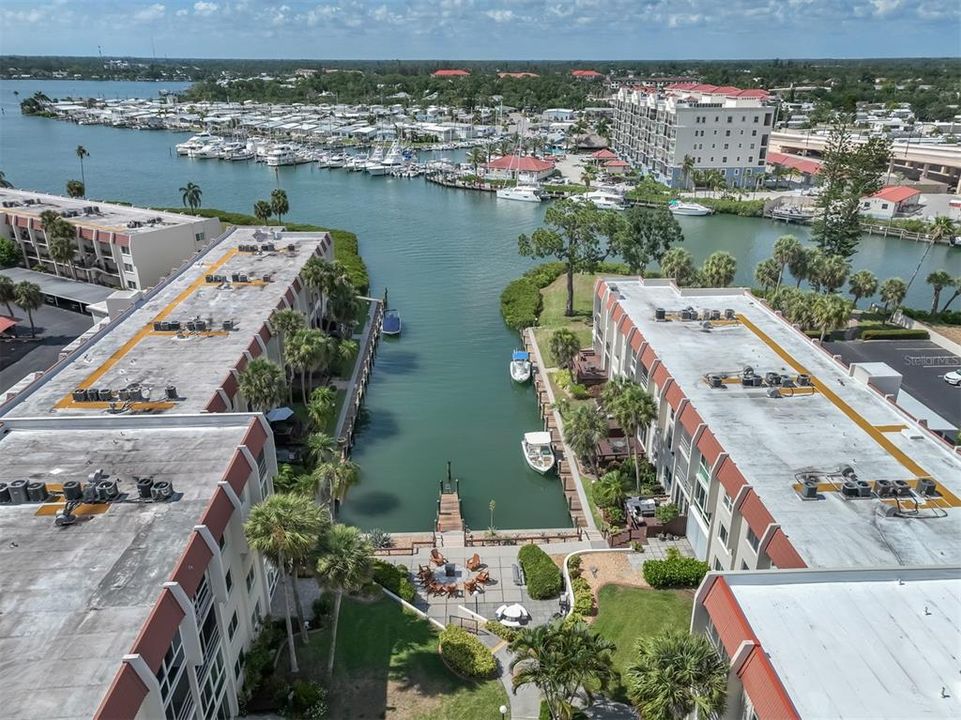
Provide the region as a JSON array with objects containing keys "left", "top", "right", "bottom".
[
  {"left": 521, "top": 432, "right": 555, "bottom": 474},
  {"left": 510, "top": 350, "right": 532, "bottom": 383}
]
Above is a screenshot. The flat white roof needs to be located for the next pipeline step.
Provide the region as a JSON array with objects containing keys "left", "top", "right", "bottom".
[
  {"left": 606, "top": 280, "right": 961, "bottom": 567},
  {"left": 722, "top": 567, "right": 961, "bottom": 719}
]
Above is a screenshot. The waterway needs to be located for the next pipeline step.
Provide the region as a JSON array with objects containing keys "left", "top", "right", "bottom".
[{"left": 2, "top": 80, "right": 959, "bottom": 531}]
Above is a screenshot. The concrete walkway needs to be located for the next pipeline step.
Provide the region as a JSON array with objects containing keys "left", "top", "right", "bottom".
[{"left": 496, "top": 647, "right": 542, "bottom": 720}]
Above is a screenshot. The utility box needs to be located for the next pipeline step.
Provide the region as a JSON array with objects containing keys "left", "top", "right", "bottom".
[{"left": 850, "top": 362, "right": 902, "bottom": 398}]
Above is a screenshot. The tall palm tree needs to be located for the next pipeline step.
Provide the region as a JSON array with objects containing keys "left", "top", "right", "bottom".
[
  {"left": 928, "top": 215, "right": 955, "bottom": 245},
  {"left": 681, "top": 155, "right": 695, "bottom": 192},
  {"left": 65, "top": 179, "right": 85, "bottom": 198},
  {"left": 307, "top": 386, "right": 337, "bottom": 431},
  {"left": 0, "top": 170, "right": 12, "bottom": 189},
  {"left": 305, "top": 431, "right": 338, "bottom": 469},
  {"left": 254, "top": 200, "right": 272, "bottom": 225},
  {"left": 754, "top": 258, "right": 780, "bottom": 293},
  {"left": 700, "top": 251, "right": 737, "bottom": 288},
  {"left": 14, "top": 281, "right": 43, "bottom": 337},
  {"left": 549, "top": 328, "right": 580, "bottom": 370},
  {"left": 879, "top": 277, "right": 907, "bottom": 314},
  {"left": 813, "top": 293, "right": 851, "bottom": 342},
  {"left": 75, "top": 145, "right": 89, "bottom": 191},
  {"left": 284, "top": 329, "right": 320, "bottom": 404},
  {"left": 48, "top": 235, "right": 77, "bottom": 280},
  {"left": 771, "top": 234, "right": 802, "bottom": 293},
  {"left": 937, "top": 275, "right": 961, "bottom": 315},
  {"left": 847, "top": 269, "right": 878, "bottom": 308},
  {"left": 602, "top": 377, "right": 657, "bottom": 493},
  {"left": 467, "top": 146, "right": 487, "bottom": 174},
  {"left": 564, "top": 404, "right": 607, "bottom": 473},
  {"left": 179, "top": 182, "right": 203, "bottom": 211},
  {"left": 238, "top": 358, "right": 287, "bottom": 412},
  {"left": 815, "top": 253, "right": 850, "bottom": 294},
  {"left": 270, "top": 188, "right": 289, "bottom": 224},
  {"left": 926, "top": 270, "right": 953, "bottom": 315},
  {"left": 315, "top": 524, "right": 374, "bottom": 678},
  {"left": 271, "top": 308, "right": 307, "bottom": 401},
  {"left": 788, "top": 245, "right": 812, "bottom": 288},
  {"left": 580, "top": 165, "right": 598, "bottom": 188},
  {"left": 244, "top": 494, "right": 326, "bottom": 673},
  {"left": 0, "top": 275, "right": 16, "bottom": 317},
  {"left": 659, "top": 247, "right": 695, "bottom": 286},
  {"left": 313, "top": 459, "right": 360, "bottom": 519},
  {"left": 625, "top": 631, "right": 728, "bottom": 720}
]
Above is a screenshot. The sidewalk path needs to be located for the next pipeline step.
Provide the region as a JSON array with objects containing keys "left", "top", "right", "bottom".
[{"left": 496, "top": 647, "right": 542, "bottom": 720}]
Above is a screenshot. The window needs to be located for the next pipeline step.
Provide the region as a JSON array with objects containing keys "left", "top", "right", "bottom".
[
  {"left": 722, "top": 157, "right": 727, "bottom": 163},
  {"left": 225, "top": 569, "right": 232, "bottom": 594},
  {"left": 120, "top": 245, "right": 131, "bottom": 255},
  {"left": 713, "top": 558, "right": 723, "bottom": 571},
  {"left": 748, "top": 156, "right": 754, "bottom": 163},
  {"left": 122, "top": 262, "right": 134, "bottom": 272},
  {"left": 752, "top": 129, "right": 757, "bottom": 136},
  {"left": 747, "top": 527, "right": 760, "bottom": 552},
  {"left": 228, "top": 611, "right": 238, "bottom": 641},
  {"left": 126, "top": 280, "right": 137, "bottom": 289},
  {"left": 251, "top": 600, "right": 262, "bottom": 630},
  {"left": 722, "top": 492, "right": 733, "bottom": 511},
  {"left": 881, "top": 203, "right": 889, "bottom": 210},
  {"left": 741, "top": 560, "right": 750, "bottom": 570},
  {"left": 195, "top": 231, "right": 206, "bottom": 243},
  {"left": 750, "top": 143, "right": 755, "bottom": 149},
  {"left": 723, "top": 143, "right": 729, "bottom": 150},
  {"left": 725, "top": 130, "right": 731, "bottom": 137},
  {"left": 753, "top": 115, "right": 759, "bottom": 123},
  {"left": 718, "top": 524, "right": 729, "bottom": 545},
  {"left": 246, "top": 566, "right": 255, "bottom": 593},
  {"left": 727, "top": 116, "right": 733, "bottom": 123},
  {"left": 234, "top": 657, "right": 243, "bottom": 681}
]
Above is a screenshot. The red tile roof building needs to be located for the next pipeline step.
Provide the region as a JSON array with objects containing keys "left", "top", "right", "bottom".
[
  {"left": 872, "top": 185, "right": 921, "bottom": 203},
  {"left": 432, "top": 69, "right": 470, "bottom": 77},
  {"left": 483, "top": 154, "right": 556, "bottom": 181},
  {"left": 765, "top": 151, "right": 822, "bottom": 176},
  {"left": 571, "top": 69, "right": 604, "bottom": 79}
]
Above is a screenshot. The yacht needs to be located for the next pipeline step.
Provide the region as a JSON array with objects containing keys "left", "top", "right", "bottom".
[
  {"left": 364, "top": 146, "right": 388, "bottom": 175},
  {"left": 497, "top": 185, "right": 543, "bottom": 203},
  {"left": 327, "top": 153, "right": 347, "bottom": 168},
  {"left": 668, "top": 200, "right": 714, "bottom": 216},
  {"left": 521, "top": 432, "right": 555, "bottom": 474},
  {"left": 581, "top": 190, "right": 625, "bottom": 210},
  {"left": 188, "top": 140, "right": 225, "bottom": 159},
  {"left": 175, "top": 132, "right": 215, "bottom": 156},
  {"left": 510, "top": 350, "right": 532, "bottom": 383},
  {"left": 220, "top": 142, "right": 254, "bottom": 161},
  {"left": 381, "top": 142, "right": 405, "bottom": 171},
  {"left": 266, "top": 144, "right": 298, "bottom": 166}
]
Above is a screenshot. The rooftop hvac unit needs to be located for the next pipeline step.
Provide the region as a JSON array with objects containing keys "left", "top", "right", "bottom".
[
  {"left": 262, "top": 274, "right": 272, "bottom": 283},
  {"left": 742, "top": 366, "right": 755, "bottom": 378},
  {"left": 160, "top": 321, "right": 170, "bottom": 332},
  {"left": 796, "top": 374, "right": 811, "bottom": 387},
  {"left": 72, "top": 388, "right": 88, "bottom": 402},
  {"left": 841, "top": 479, "right": 860, "bottom": 498},
  {"left": 165, "top": 385, "right": 178, "bottom": 400},
  {"left": 708, "top": 374, "right": 722, "bottom": 389},
  {"left": 168, "top": 320, "right": 181, "bottom": 332},
  {"left": 153, "top": 321, "right": 164, "bottom": 331},
  {"left": 186, "top": 320, "right": 197, "bottom": 331},
  {"left": 231, "top": 273, "right": 241, "bottom": 282},
  {"left": 680, "top": 308, "right": 692, "bottom": 321},
  {"left": 875, "top": 479, "right": 895, "bottom": 497},
  {"left": 287, "top": 244, "right": 296, "bottom": 253},
  {"left": 82, "top": 483, "right": 98, "bottom": 503},
  {"left": 238, "top": 274, "right": 249, "bottom": 283},
  {"left": 0, "top": 482, "right": 10, "bottom": 504},
  {"left": 765, "top": 372, "right": 782, "bottom": 386},
  {"left": 118, "top": 388, "right": 130, "bottom": 401},
  {"left": 710, "top": 309, "right": 721, "bottom": 320},
  {"left": 893, "top": 479, "right": 912, "bottom": 497},
  {"left": 724, "top": 308, "right": 735, "bottom": 320},
  {"left": 99, "top": 388, "right": 113, "bottom": 401},
  {"left": 917, "top": 478, "right": 937, "bottom": 496},
  {"left": 62, "top": 480, "right": 83, "bottom": 502},
  {"left": 856, "top": 480, "right": 872, "bottom": 498},
  {"left": 766, "top": 387, "right": 781, "bottom": 398},
  {"left": 96, "top": 479, "right": 119, "bottom": 502},
  {"left": 222, "top": 319, "right": 234, "bottom": 331},
  {"left": 801, "top": 480, "right": 819, "bottom": 499},
  {"left": 195, "top": 320, "right": 206, "bottom": 331},
  {"left": 136, "top": 477, "right": 154, "bottom": 499},
  {"left": 8, "top": 480, "right": 29, "bottom": 505},
  {"left": 151, "top": 480, "right": 174, "bottom": 502},
  {"left": 89, "top": 469, "right": 104, "bottom": 484},
  {"left": 841, "top": 466, "right": 857, "bottom": 481},
  {"left": 205, "top": 274, "right": 215, "bottom": 282},
  {"left": 654, "top": 307, "right": 666, "bottom": 321}
]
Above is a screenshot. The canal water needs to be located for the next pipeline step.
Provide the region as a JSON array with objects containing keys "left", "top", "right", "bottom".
[{"left": 2, "top": 80, "right": 959, "bottom": 531}]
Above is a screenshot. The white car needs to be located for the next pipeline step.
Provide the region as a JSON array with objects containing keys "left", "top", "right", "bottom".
[{"left": 945, "top": 368, "right": 961, "bottom": 386}]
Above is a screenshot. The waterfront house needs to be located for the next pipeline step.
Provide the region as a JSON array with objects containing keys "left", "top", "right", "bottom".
[
  {"left": 765, "top": 151, "right": 821, "bottom": 187},
  {"left": 860, "top": 185, "right": 922, "bottom": 219},
  {"left": 483, "top": 155, "right": 556, "bottom": 183}
]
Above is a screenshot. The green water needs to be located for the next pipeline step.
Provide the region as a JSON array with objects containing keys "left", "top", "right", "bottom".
[{"left": 3, "top": 80, "right": 959, "bottom": 531}]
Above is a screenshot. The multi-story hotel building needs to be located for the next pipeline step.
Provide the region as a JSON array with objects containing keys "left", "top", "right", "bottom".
[
  {"left": 1, "top": 189, "right": 222, "bottom": 291},
  {"left": 592, "top": 278, "right": 961, "bottom": 572},
  {"left": 0, "top": 226, "right": 337, "bottom": 718},
  {"left": 611, "top": 84, "right": 775, "bottom": 189}
]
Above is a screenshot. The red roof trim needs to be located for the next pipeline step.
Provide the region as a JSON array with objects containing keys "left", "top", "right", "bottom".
[
  {"left": 94, "top": 663, "right": 147, "bottom": 720},
  {"left": 764, "top": 527, "right": 807, "bottom": 569},
  {"left": 695, "top": 427, "right": 723, "bottom": 468},
  {"left": 170, "top": 532, "right": 213, "bottom": 598},
  {"left": 739, "top": 488, "right": 775, "bottom": 536},
  {"left": 205, "top": 393, "right": 227, "bottom": 413},
  {"left": 716, "top": 456, "right": 747, "bottom": 496},
  {"left": 739, "top": 647, "right": 802, "bottom": 720}
]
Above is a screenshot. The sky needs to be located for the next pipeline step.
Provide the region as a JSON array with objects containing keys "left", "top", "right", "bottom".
[{"left": 1, "top": 0, "right": 959, "bottom": 60}]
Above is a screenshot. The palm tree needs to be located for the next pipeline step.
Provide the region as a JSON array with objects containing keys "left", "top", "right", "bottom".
[
  {"left": 681, "top": 154, "right": 695, "bottom": 192},
  {"left": 848, "top": 270, "right": 878, "bottom": 308},
  {"left": 244, "top": 494, "right": 326, "bottom": 673},
  {"left": 879, "top": 277, "right": 907, "bottom": 314},
  {"left": 467, "top": 146, "right": 487, "bottom": 174},
  {"left": 754, "top": 258, "right": 780, "bottom": 293},
  {"left": 0, "top": 170, "right": 12, "bottom": 189},
  {"left": 75, "top": 145, "right": 89, "bottom": 191},
  {"left": 14, "top": 281, "right": 42, "bottom": 338},
  {"left": 771, "top": 234, "right": 802, "bottom": 293},
  {"left": 813, "top": 293, "right": 851, "bottom": 342},
  {"left": 271, "top": 188, "right": 289, "bottom": 224},
  {"left": 580, "top": 165, "right": 598, "bottom": 188},
  {"left": 592, "top": 469, "right": 630, "bottom": 509},
  {"left": 0, "top": 275, "right": 16, "bottom": 317},
  {"left": 305, "top": 431, "right": 338, "bottom": 469},
  {"left": 40, "top": 210, "right": 73, "bottom": 278},
  {"left": 602, "top": 377, "right": 657, "bottom": 493},
  {"left": 238, "top": 358, "right": 287, "bottom": 412},
  {"left": 926, "top": 270, "right": 953, "bottom": 315},
  {"left": 564, "top": 404, "right": 607, "bottom": 473},
  {"left": 315, "top": 524, "right": 374, "bottom": 678},
  {"left": 179, "top": 182, "right": 203, "bottom": 211},
  {"left": 307, "top": 386, "right": 337, "bottom": 431},
  {"left": 788, "top": 245, "right": 812, "bottom": 288},
  {"left": 659, "top": 247, "right": 695, "bottom": 286},
  {"left": 937, "top": 275, "right": 961, "bottom": 315},
  {"left": 549, "top": 328, "right": 580, "bottom": 370},
  {"left": 700, "top": 251, "right": 737, "bottom": 288},
  {"left": 510, "top": 620, "right": 616, "bottom": 719},
  {"left": 254, "top": 200, "right": 272, "bottom": 225},
  {"left": 313, "top": 459, "right": 360, "bottom": 519},
  {"left": 284, "top": 329, "right": 322, "bottom": 404},
  {"left": 929, "top": 215, "right": 955, "bottom": 245},
  {"left": 65, "top": 179, "right": 85, "bottom": 198},
  {"left": 815, "top": 254, "right": 850, "bottom": 294},
  {"left": 625, "top": 631, "right": 727, "bottom": 720},
  {"left": 48, "top": 235, "right": 77, "bottom": 280},
  {"left": 271, "top": 308, "right": 307, "bottom": 401}
]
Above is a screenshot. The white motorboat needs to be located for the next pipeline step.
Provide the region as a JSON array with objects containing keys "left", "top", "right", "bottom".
[
  {"left": 510, "top": 350, "right": 532, "bottom": 383},
  {"left": 668, "top": 200, "right": 714, "bottom": 216},
  {"left": 266, "top": 144, "right": 298, "bottom": 166},
  {"left": 188, "top": 140, "right": 225, "bottom": 159},
  {"left": 522, "top": 432, "right": 555, "bottom": 474},
  {"left": 176, "top": 132, "right": 216, "bottom": 155},
  {"left": 581, "top": 190, "right": 625, "bottom": 210},
  {"left": 497, "top": 185, "right": 543, "bottom": 203},
  {"left": 365, "top": 163, "right": 389, "bottom": 176},
  {"left": 327, "top": 153, "right": 347, "bottom": 168}
]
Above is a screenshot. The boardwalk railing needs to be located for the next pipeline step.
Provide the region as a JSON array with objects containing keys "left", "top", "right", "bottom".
[{"left": 338, "top": 297, "right": 385, "bottom": 458}]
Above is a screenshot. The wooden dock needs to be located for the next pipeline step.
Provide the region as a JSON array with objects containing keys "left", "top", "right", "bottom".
[{"left": 435, "top": 463, "right": 464, "bottom": 535}]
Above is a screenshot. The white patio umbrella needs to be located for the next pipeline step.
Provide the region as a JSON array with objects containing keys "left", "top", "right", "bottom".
[{"left": 501, "top": 603, "right": 528, "bottom": 620}]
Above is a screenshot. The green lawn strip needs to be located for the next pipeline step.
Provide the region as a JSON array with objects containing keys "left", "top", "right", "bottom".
[
  {"left": 592, "top": 584, "right": 694, "bottom": 678},
  {"left": 282, "top": 597, "right": 507, "bottom": 719}
]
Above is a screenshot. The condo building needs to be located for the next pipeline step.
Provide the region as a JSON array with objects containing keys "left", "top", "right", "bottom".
[
  {"left": 611, "top": 84, "right": 774, "bottom": 189},
  {"left": 592, "top": 278, "right": 961, "bottom": 572},
  {"left": 0, "top": 189, "right": 222, "bottom": 291}
]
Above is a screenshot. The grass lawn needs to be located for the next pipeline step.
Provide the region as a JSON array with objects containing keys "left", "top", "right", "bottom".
[
  {"left": 592, "top": 584, "right": 694, "bottom": 677},
  {"left": 284, "top": 596, "right": 508, "bottom": 719}
]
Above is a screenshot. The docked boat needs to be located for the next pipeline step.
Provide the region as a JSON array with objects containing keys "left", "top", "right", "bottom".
[
  {"left": 668, "top": 200, "right": 713, "bottom": 216},
  {"left": 382, "top": 309, "right": 402, "bottom": 336},
  {"left": 521, "top": 432, "right": 555, "bottom": 474},
  {"left": 496, "top": 185, "right": 543, "bottom": 203},
  {"left": 770, "top": 205, "right": 816, "bottom": 224},
  {"left": 266, "top": 144, "right": 298, "bottom": 166},
  {"left": 327, "top": 153, "right": 347, "bottom": 168},
  {"left": 581, "top": 190, "right": 625, "bottom": 210},
  {"left": 175, "top": 132, "right": 216, "bottom": 156},
  {"left": 510, "top": 350, "right": 532, "bottom": 383}
]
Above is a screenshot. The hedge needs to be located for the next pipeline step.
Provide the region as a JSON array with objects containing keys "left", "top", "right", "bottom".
[
  {"left": 500, "top": 277, "right": 543, "bottom": 330},
  {"left": 902, "top": 308, "right": 961, "bottom": 327},
  {"left": 860, "top": 328, "right": 930, "bottom": 340},
  {"left": 518, "top": 544, "right": 563, "bottom": 599},
  {"left": 439, "top": 625, "right": 498, "bottom": 679},
  {"left": 642, "top": 547, "right": 709, "bottom": 589},
  {"left": 571, "top": 575, "right": 594, "bottom": 616},
  {"left": 693, "top": 197, "right": 765, "bottom": 217},
  {"left": 485, "top": 620, "right": 519, "bottom": 642},
  {"left": 372, "top": 560, "right": 415, "bottom": 603},
  {"left": 155, "top": 206, "right": 369, "bottom": 293}
]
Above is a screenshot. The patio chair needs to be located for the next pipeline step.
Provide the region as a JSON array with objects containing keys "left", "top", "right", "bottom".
[
  {"left": 444, "top": 583, "right": 460, "bottom": 598},
  {"left": 475, "top": 570, "right": 491, "bottom": 585},
  {"left": 465, "top": 553, "right": 482, "bottom": 571},
  {"left": 430, "top": 548, "right": 447, "bottom": 566},
  {"left": 463, "top": 578, "right": 479, "bottom": 595},
  {"left": 428, "top": 581, "right": 446, "bottom": 597}
]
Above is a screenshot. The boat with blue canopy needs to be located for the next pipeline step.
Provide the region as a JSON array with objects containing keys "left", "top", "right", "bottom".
[
  {"left": 510, "top": 349, "right": 532, "bottom": 383},
  {"left": 382, "top": 309, "right": 402, "bottom": 336}
]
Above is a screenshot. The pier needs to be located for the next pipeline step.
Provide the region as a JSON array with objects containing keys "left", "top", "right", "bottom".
[{"left": 335, "top": 294, "right": 385, "bottom": 458}]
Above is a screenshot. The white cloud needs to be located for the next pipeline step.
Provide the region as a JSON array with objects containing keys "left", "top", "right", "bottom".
[
  {"left": 133, "top": 3, "right": 165, "bottom": 22},
  {"left": 485, "top": 9, "right": 514, "bottom": 22},
  {"left": 193, "top": 1, "right": 218, "bottom": 16},
  {"left": 176, "top": 8, "right": 188, "bottom": 17}
]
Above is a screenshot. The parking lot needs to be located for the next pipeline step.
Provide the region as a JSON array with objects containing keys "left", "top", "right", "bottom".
[
  {"left": 0, "top": 304, "right": 93, "bottom": 395},
  {"left": 825, "top": 338, "right": 961, "bottom": 431}
]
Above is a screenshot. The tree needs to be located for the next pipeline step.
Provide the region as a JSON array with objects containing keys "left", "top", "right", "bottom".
[
  {"left": 271, "top": 188, "right": 289, "bottom": 224},
  {"left": 813, "top": 293, "right": 851, "bottom": 341},
  {"left": 592, "top": 469, "right": 631, "bottom": 509},
  {"left": 564, "top": 404, "right": 607, "bottom": 472},
  {"left": 625, "top": 631, "right": 728, "bottom": 720},
  {"left": 754, "top": 258, "right": 780, "bottom": 293},
  {"left": 937, "top": 275, "right": 961, "bottom": 315},
  {"left": 313, "top": 459, "right": 360, "bottom": 519},
  {"left": 700, "top": 251, "right": 737, "bottom": 288},
  {"left": 467, "top": 146, "right": 487, "bottom": 174},
  {"left": 659, "top": 247, "right": 695, "bottom": 286},
  {"left": 771, "top": 234, "right": 802, "bottom": 293},
  {"left": 681, "top": 154, "right": 695, "bottom": 192},
  {"left": 48, "top": 235, "right": 78, "bottom": 281},
  {"left": 788, "top": 245, "right": 813, "bottom": 288},
  {"left": 254, "top": 200, "right": 272, "bottom": 224},
  {"left": 549, "top": 328, "right": 580, "bottom": 370},
  {"left": 307, "top": 386, "right": 337, "bottom": 431},
  {"left": 0, "top": 274, "right": 17, "bottom": 316},
  {"left": 65, "top": 179, "right": 85, "bottom": 198},
  {"left": 847, "top": 270, "right": 878, "bottom": 308},
  {"left": 510, "top": 620, "right": 616, "bottom": 719},
  {"left": 315, "top": 524, "right": 374, "bottom": 678},
  {"left": 580, "top": 165, "right": 598, "bottom": 188},
  {"left": 40, "top": 209, "right": 76, "bottom": 279},
  {"left": 814, "top": 254, "right": 850, "bottom": 293},
  {"left": 929, "top": 216, "right": 956, "bottom": 246},
  {"left": 879, "top": 277, "right": 907, "bottom": 313},
  {"left": 616, "top": 206, "right": 684, "bottom": 274},
  {"left": 926, "top": 270, "right": 953, "bottom": 315},
  {"left": 180, "top": 182, "right": 203, "bottom": 211},
  {"left": 812, "top": 122, "right": 891, "bottom": 258},
  {"left": 75, "top": 145, "right": 89, "bottom": 191},
  {"left": 238, "top": 358, "right": 287, "bottom": 412},
  {"left": 305, "top": 431, "right": 337, "bottom": 469},
  {"left": 0, "top": 238, "right": 21, "bottom": 269},
  {"left": 0, "top": 170, "right": 12, "bottom": 189},
  {"left": 602, "top": 377, "right": 657, "bottom": 493},
  {"left": 285, "top": 328, "right": 327, "bottom": 404},
  {"left": 271, "top": 308, "right": 307, "bottom": 401},
  {"left": 244, "top": 494, "right": 326, "bottom": 673},
  {"left": 518, "top": 200, "right": 609, "bottom": 317}
]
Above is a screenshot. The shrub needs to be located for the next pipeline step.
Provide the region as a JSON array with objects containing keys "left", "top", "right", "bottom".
[
  {"left": 500, "top": 277, "right": 543, "bottom": 330},
  {"left": 571, "top": 575, "right": 594, "bottom": 615},
  {"left": 518, "top": 544, "right": 563, "bottom": 599},
  {"left": 372, "top": 560, "right": 416, "bottom": 602},
  {"left": 367, "top": 528, "right": 393, "bottom": 549},
  {"left": 902, "top": 308, "right": 961, "bottom": 326},
  {"left": 539, "top": 700, "right": 552, "bottom": 720},
  {"left": 642, "top": 547, "right": 709, "bottom": 589},
  {"left": 605, "top": 505, "right": 625, "bottom": 525},
  {"left": 859, "top": 328, "right": 930, "bottom": 340},
  {"left": 278, "top": 679, "right": 327, "bottom": 719},
  {"left": 311, "top": 593, "right": 334, "bottom": 624},
  {"left": 439, "top": 625, "right": 498, "bottom": 678},
  {"left": 654, "top": 503, "right": 679, "bottom": 523},
  {"left": 554, "top": 369, "right": 590, "bottom": 399},
  {"left": 567, "top": 554, "right": 583, "bottom": 578},
  {"left": 240, "top": 623, "right": 285, "bottom": 704},
  {"left": 485, "top": 620, "right": 519, "bottom": 642},
  {"left": 523, "top": 261, "right": 566, "bottom": 289},
  {"left": 694, "top": 197, "right": 765, "bottom": 217},
  {"left": 0, "top": 237, "right": 21, "bottom": 268}
]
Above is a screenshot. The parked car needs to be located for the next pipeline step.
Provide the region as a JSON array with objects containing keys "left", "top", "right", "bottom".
[{"left": 944, "top": 368, "right": 961, "bottom": 386}]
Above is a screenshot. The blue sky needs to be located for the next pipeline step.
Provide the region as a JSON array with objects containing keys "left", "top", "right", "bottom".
[{"left": 1, "top": 1, "right": 958, "bottom": 60}]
